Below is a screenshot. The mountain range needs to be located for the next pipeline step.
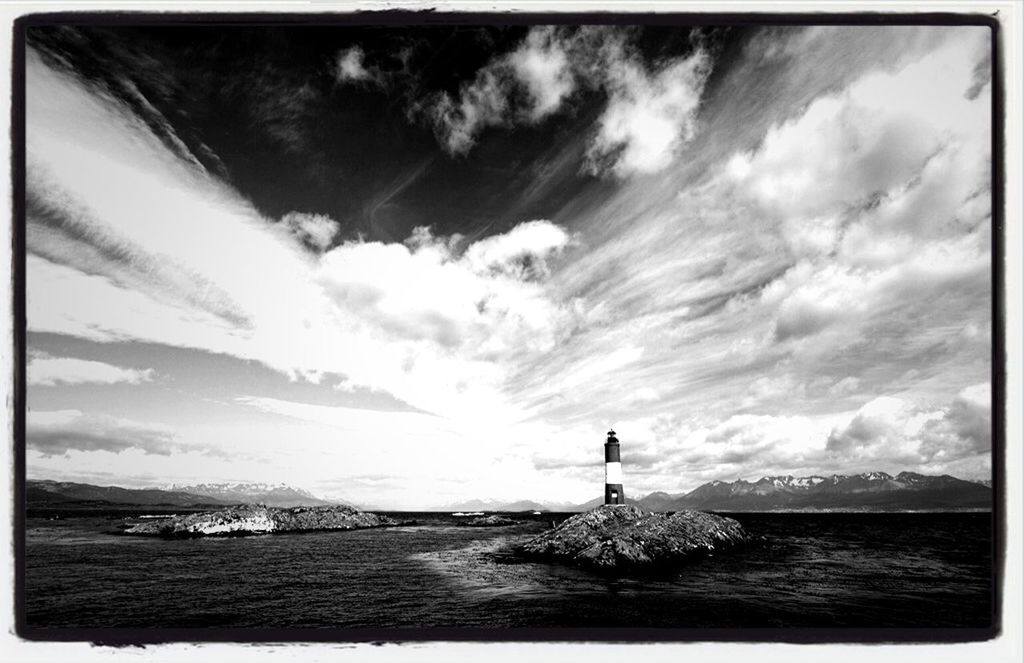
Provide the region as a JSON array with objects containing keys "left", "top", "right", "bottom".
[
  {"left": 444, "top": 472, "right": 992, "bottom": 512},
  {"left": 26, "top": 480, "right": 343, "bottom": 509},
  {"left": 27, "top": 480, "right": 232, "bottom": 507}
]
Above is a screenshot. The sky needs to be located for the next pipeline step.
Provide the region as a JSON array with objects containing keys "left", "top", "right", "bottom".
[{"left": 22, "top": 21, "right": 994, "bottom": 509}]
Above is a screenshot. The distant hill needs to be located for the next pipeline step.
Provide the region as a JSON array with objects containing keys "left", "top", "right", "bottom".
[
  {"left": 161, "top": 482, "right": 342, "bottom": 508},
  {"left": 27, "top": 480, "right": 232, "bottom": 508},
  {"left": 442, "top": 498, "right": 551, "bottom": 512}
]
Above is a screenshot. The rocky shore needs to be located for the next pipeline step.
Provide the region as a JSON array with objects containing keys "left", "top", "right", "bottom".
[
  {"left": 121, "top": 504, "right": 396, "bottom": 538},
  {"left": 515, "top": 504, "right": 751, "bottom": 571}
]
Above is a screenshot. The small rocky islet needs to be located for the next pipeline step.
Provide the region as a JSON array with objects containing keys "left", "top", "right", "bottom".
[
  {"left": 461, "top": 515, "right": 518, "bottom": 527},
  {"left": 121, "top": 504, "right": 396, "bottom": 538},
  {"left": 514, "top": 504, "right": 751, "bottom": 571}
]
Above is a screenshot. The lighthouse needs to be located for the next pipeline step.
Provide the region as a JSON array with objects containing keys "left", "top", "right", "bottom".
[{"left": 604, "top": 429, "right": 624, "bottom": 505}]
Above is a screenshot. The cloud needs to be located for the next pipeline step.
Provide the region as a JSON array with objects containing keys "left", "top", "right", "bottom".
[
  {"left": 28, "top": 353, "right": 154, "bottom": 386},
  {"left": 637, "top": 28, "right": 992, "bottom": 387},
  {"left": 726, "top": 29, "right": 990, "bottom": 264},
  {"left": 316, "top": 221, "right": 574, "bottom": 366},
  {"left": 28, "top": 410, "right": 180, "bottom": 456},
  {"left": 583, "top": 35, "right": 710, "bottom": 176},
  {"left": 827, "top": 376, "right": 861, "bottom": 398},
  {"left": 507, "top": 27, "right": 575, "bottom": 119},
  {"left": 826, "top": 383, "right": 991, "bottom": 465},
  {"left": 423, "top": 26, "right": 710, "bottom": 176},
  {"left": 280, "top": 211, "right": 340, "bottom": 251},
  {"left": 334, "top": 46, "right": 380, "bottom": 84},
  {"left": 427, "top": 65, "right": 511, "bottom": 155},
  {"left": 463, "top": 219, "right": 572, "bottom": 280},
  {"left": 423, "top": 26, "right": 573, "bottom": 154}
]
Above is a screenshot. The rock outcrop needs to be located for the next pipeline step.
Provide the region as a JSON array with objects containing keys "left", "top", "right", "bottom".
[
  {"left": 121, "top": 504, "right": 395, "bottom": 538},
  {"left": 515, "top": 504, "right": 750, "bottom": 571},
  {"left": 463, "top": 515, "right": 518, "bottom": 527}
]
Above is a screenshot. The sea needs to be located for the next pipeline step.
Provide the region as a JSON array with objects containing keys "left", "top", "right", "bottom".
[{"left": 22, "top": 511, "right": 995, "bottom": 633}]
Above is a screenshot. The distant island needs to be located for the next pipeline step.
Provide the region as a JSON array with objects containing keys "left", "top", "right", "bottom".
[{"left": 26, "top": 471, "right": 992, "bottom": 513}]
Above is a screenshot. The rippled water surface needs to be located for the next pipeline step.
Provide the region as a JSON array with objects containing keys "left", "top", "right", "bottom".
[{"left": 24, "top": 512, "right": 994, "bottom": 629}]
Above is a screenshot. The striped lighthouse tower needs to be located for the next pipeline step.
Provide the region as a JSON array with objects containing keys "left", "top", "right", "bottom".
[{"left": 604, "top": 429, "right": 624, "bottom": 505}]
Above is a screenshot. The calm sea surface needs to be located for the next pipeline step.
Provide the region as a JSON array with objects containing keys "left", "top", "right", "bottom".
[{"left": 24, "top": 512, "right": 994, "bottom": 630}]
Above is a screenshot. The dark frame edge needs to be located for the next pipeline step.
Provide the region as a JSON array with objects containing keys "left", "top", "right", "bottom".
[
  {"left": 7, "top": 10, "right": 1007, "bottom": 29},
  {"left": 10, "top": 11, "right": 28, "bottom": 644},
  {"left": 988, "top": 12, "right": 1007, "bottom": 644}
]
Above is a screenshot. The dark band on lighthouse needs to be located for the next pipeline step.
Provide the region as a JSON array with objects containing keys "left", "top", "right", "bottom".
[{"left": 604, "top": 430, "right": 624, "bottom": 505}]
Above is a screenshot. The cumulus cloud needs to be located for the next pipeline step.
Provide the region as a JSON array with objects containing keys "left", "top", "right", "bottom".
[
  {"left": 507, "top": 27, "right": 575, "bottom": 119},
  {"left": 826, "top": 383, "right": 991, "bottom": 466},
  {"left": 334, "top": 46, "right": 379, "bottom": 84},
  {"left": 28, "top": 353, "right": 154, "bottom": 386},
  {"left": 424, "top": 26, "right": 711, "bottom": 176},
  {"left": 584, "top": 35, "right": 710, "bottom": 176},
  {"left": 317, "top": 221, "right": 573, "bottom": 362},
  {"left": 463, "top": 219, "right": 572, "bottom": 280},
  {"left": 280, "top": 211, "right": 340, "bottom": 251}
]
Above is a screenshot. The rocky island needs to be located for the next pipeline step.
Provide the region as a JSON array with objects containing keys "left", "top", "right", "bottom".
[
  {"left": 121, "top": 504, "right": 396, "bottom": 538},
  {"left": 515, "top": 504, "right": 751, "bottom": 571},
  {"left": 462, "top": 515, "right": 518, "bottom": 527}
]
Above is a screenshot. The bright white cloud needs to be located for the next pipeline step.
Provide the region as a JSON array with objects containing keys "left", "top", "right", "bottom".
[
  {"left": 28, "top": 353, "right": 154, "bottom": 386},
  {"left": 426, "top": 26, "right": 710, "bottom": 176},
  {"left": 508, "top": 27, "right": 575, "bottom": 119},
  {"left": 316, "top": 221, "right": 574, "bottom": 376},
  {"left": 585, "top": 37, "right": 710, "bottom": 176}
]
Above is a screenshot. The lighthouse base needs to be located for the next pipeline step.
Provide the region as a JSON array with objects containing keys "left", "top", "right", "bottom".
[{"left": 604, "top": 483, "right": 624, "bottom": 505}]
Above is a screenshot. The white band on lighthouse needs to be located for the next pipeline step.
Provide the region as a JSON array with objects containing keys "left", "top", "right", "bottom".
[{"left": 605, "top": 461, "right": 622, "bottom": 485}]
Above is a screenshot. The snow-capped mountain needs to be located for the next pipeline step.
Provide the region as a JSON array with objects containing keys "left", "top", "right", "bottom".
[{"left": 161, "top": 482, "right": 341, "bottom": 508}]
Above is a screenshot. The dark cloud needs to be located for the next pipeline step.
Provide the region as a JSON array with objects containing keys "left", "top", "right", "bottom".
[{"left": 28, "top": 413, "right": 178, "bottom": 457}]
